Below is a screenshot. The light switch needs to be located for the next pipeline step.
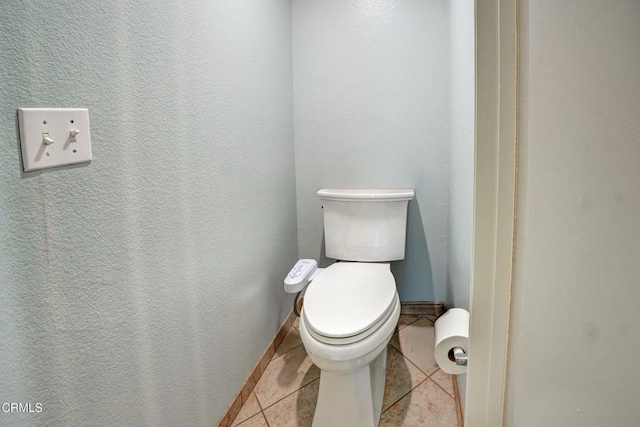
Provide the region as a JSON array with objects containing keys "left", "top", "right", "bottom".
[{"left": 17, "top": 108, "right": 92, "bottom": 172}]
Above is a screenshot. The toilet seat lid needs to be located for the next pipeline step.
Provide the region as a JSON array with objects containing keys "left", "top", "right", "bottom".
[{"left": 303, "top": 262, "right": 396, "bottom": 339}]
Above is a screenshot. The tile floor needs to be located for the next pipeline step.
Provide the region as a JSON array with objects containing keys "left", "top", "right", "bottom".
[{"left": 230, "top": 314, "right": 461, "bottom": 427}]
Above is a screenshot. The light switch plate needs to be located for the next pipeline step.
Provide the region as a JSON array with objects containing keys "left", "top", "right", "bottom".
[{"left": 17, "top": 108, "right": 92, "bottom": 172}]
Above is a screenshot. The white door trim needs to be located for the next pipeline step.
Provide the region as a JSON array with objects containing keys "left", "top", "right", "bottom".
[{"left": 465, "top": 0, "right": 517, "bottom": 425}]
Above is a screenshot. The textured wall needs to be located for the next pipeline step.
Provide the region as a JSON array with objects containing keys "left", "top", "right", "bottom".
[
  {"left": 445, "top": 0, "right": 475, "bottom": 412},
  {"left": 0, "top": 1, "right": 296, "bottom": 426},
  {"left": 506, "top": 1, "right": 640, "bottom": 425},
  {"left": 292, "top": 0, "right": 449, "bottom": 301},
  {"left": 446, "top": 0, "right": 474, "bottom": 314}
]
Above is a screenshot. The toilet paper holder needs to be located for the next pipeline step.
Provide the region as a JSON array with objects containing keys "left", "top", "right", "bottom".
[{"left": 452, "top": 347, "right": 468, "bottom": 366}]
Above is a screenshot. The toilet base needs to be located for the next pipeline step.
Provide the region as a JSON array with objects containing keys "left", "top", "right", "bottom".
[{"left": 312, "top": 348, "right": 388, "bottom": 427}]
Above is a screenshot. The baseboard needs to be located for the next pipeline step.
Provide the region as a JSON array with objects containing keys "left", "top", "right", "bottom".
[
  {"left": 216, "top": 311, "right": 295, "bottom": 427},
  {"left": 453, "top": 375, "right": 465, "bottom": 427},
  {"left": 400, "top": 301, "right": 446, "bottom": 317}
]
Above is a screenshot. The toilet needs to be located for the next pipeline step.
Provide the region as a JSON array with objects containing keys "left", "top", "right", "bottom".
[{"left": 298, "top": 188, "right": 414, "bottom": 427}]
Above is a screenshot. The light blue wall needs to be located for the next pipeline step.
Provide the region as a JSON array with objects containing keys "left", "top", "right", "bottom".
[
  {"left": 292, "top": 0, "right": 450, "bottom": 302},
  {"left": 446, "top": 0, "right": 475, "bottom": 412},
  {"left": 0, "top": 1, "right": 296, "bottom": 426}
]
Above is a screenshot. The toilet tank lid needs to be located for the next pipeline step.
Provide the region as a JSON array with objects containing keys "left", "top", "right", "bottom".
[{"left": 317, "top": 189, "right": 414, "bottom": 202}]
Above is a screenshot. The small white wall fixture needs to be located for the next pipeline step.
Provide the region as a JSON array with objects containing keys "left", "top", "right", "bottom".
[
  {"left": 17, "top": 108, "right": 92, "bottom": 172},
  {"left": 465, "top": 0, "right": 517, "bottom": 426}
]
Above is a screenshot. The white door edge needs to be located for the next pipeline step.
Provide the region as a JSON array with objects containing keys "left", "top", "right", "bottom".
[{"left": 465, "top": 0, "right": 518, "bottom": 426}]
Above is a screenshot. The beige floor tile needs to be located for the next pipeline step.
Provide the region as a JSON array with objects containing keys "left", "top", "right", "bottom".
[
  {"left": 430, "top": 368, "right": 455, "bottom": 397},
  {"left": 382, "top": 346, "right": 427, "bottom": 411},
  {"left": 254, "top": 345, "right": 320, "bottom": 409},
  {"left": 292, "top": 316, "right": 300, "bottom": 330},
  {"left": 396, "top": 314, "right": 421, "bottom": 331},
  {"left": 273, "top": 327, "right": 303, "bottom": 359},
  {"left": 232, "top": 392, "right": 262, "bottom": 426},
  {"left": 390, "top": 317, "right": 438, "bottom": 375},
  {"left": 235, "top": 412, "right": 269, "bottom": 427},
  {"left": 263, "top": 379, "right": 319, "bottom": 427},
  {"left": 379, "top": 379, "right": 458, "bottom": 427}
]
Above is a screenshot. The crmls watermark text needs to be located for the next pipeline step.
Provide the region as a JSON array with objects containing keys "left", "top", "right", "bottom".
[{"left": 1, "top": 403, "right": 42, "bottom": 413}]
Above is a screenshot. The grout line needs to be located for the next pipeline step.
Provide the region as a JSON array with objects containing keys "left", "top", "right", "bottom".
[
  {"left": 260, "top": 411, "right": 271, "bottom": 427},
  {"left": 425, "top": 367, "right": 443, "bottom": 381},
  {"left": 381, "top": 376, "right": 429, "bottom": 415},
  {"left": 235, "top": 412, "right": 265, "bottom": 427},
  {"left": 389, "top": 340, "right": 438, "bottom": 379},
  {"left": 396, "top": 315, "right": 422, "bottom": 331},
  {"left": 255, "top": 341, "right": 318, "bottom": 412},
  {"left": 361, "top": 344, "right": 456, "bottom": 418},
  {"left": 271, "top": 342, "right": 304, "bottom": 361},
  {"left": 261, "top": 411, "right": 271, "bottom": 427},
  {"left": 252, "top": 392, "right": 270, "bottom": 427},
  {"left": 389, "top": 343, "right": 432, "bottom": 380},
  {"left": 261, "top": 378, "right": 320, "bottom": 413},
  {"left": 422, "top": 314, "right": 436, "bottom": 325},
  {"left": 381, "top": 345, "right": 432, "bottom": 415},
  {"left": 388, "top": 341, "right": 401, "bottom": 354},
  {"left": 231, "top": 392, "right": 261, "bottom": 427},
  {"left": 429, "top": 371, "right": 456, "bottom": 398},
  {"left": 430, "top": 368, "right": 455, "bottom": 397},
  {"left": 271, "top": 326, "right": 304, "bottom": 361},
  {"left": 254, "top": 392, "right": 264, "bottom": 411}
]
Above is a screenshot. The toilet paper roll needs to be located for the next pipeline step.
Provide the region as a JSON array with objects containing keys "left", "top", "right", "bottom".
[{"left": 434, "top": 308, "right": 469, "bottom": 375}]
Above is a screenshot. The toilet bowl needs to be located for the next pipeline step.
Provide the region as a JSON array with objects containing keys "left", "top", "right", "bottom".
[{"left": 299, "top": 262, "right": 401, "bottom": 426}]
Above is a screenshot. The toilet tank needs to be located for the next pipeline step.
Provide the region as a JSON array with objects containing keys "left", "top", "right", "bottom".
[{"left": 318, "top": 189, "right": 414, "bottom": 262}]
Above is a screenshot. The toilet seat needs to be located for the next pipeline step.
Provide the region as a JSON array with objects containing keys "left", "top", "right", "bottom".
[{"left": 303, "top": 262, "right": 397, "bottom": 345}]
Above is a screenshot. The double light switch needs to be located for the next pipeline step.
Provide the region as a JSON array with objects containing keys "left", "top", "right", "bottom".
[{"left": 17, "top": 108, "right": 92, "bottom": 172}]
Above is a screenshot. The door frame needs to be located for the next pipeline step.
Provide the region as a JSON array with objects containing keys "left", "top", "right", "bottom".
[{"left": 465, "top": 0, "right": 517, "bottom": 425}]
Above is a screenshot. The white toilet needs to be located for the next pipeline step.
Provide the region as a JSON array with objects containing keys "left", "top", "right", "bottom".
[{"left": 298, "top": 188, "right": 414, "bottom": 427}]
